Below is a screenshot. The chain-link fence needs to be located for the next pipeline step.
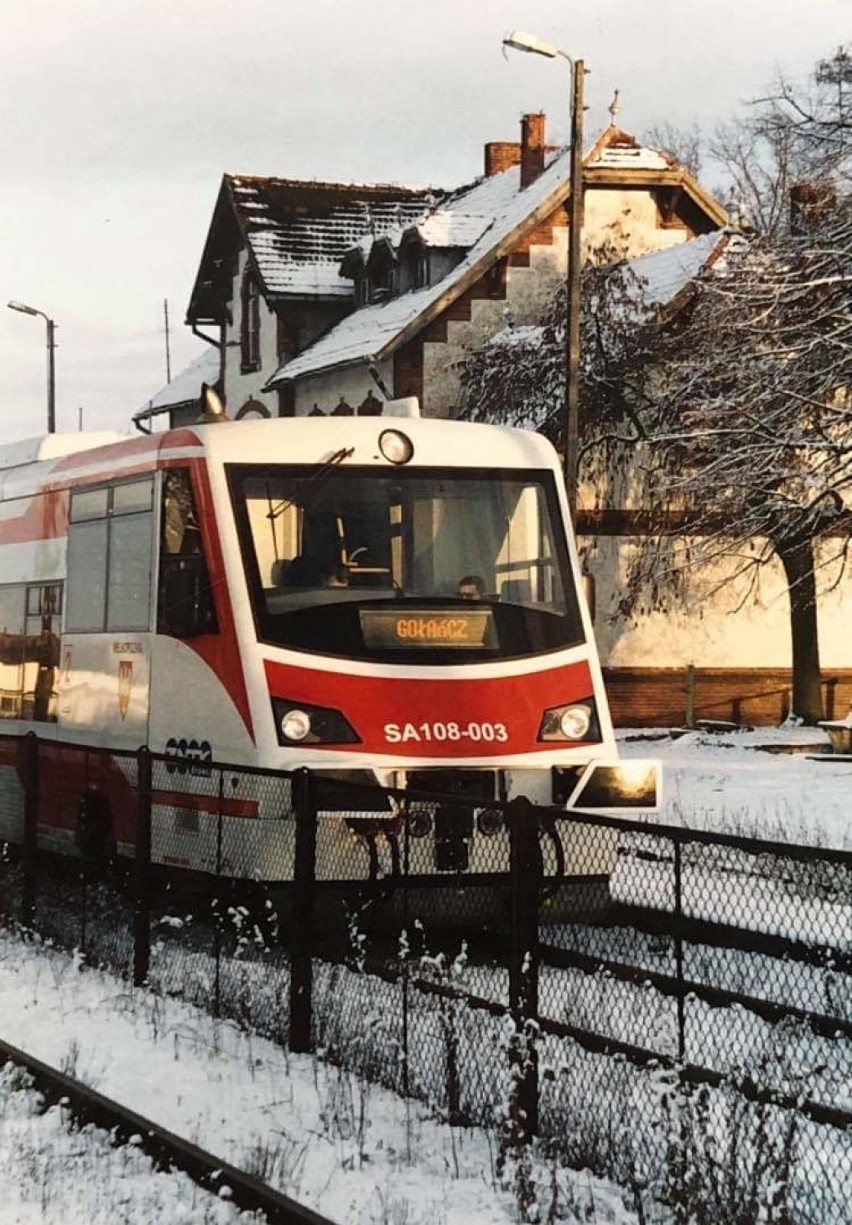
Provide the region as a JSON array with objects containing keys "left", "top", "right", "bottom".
[{"left": 1, "top": 731, "right": 849, "bottom": 1223}]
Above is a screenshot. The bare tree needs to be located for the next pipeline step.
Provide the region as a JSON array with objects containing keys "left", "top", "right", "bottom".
[
  {"left": 709, "top": 44, "right": 851, "bottom": 235},
  {"left": 609, "top": 209, "right": 851, "bottom": 723},
  {"left": 644, "top": 121, "right": 703, "bottom": 178},
  {"left": 461, "top": 212, "right": 851, "bottom": 723}
]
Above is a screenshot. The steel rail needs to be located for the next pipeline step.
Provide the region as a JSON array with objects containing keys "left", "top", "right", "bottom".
[{"left": 0, "top": 1036, "right": 335, "bottom": 1225}]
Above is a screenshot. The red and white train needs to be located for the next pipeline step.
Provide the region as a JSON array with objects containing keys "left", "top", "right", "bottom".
[{"left": 0, "top": 396, "right": 656, "bottom": 880}]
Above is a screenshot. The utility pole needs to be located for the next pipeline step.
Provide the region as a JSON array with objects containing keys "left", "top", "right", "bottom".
[
  {"left": 164, "top": 298, "right": 172, "bottom": 384},
  {"left": 501, "top": 32, "right": 586, "bottom": 518},
  {"left": 565, "top": 59, "right": 585, "bottom": 519},
  {"left": 7, "top": 300, "right": 57, "bottom": 433}
]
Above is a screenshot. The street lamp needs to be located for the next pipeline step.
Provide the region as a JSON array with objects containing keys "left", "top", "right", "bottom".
[
  {"left": 7, "top": 300, "right": 57, "bottom": 434},
  {"left": 503, "top": 30, "right": 585, "bottom": 519}
]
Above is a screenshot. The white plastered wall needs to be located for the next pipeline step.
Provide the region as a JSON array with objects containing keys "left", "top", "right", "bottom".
[
  {"left": 582, "top": 188, "right": 688, "bottom": 260},
  {"left": 223, "top": 249, "right": 281, "bottom": 417},
  {"left": 583, "top": 534, "right": 851, "bottom": 669},
  {"left": 293, "top": 359, "right": 395, "bottom": 416}
]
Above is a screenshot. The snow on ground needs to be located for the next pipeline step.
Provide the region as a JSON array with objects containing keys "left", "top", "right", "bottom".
[
  {"left": 618, "top": 725, "right": 851, "bottom": 849},
  {"left": 0, "top": 934, "right": 636, "bottom": 1225},
  {"left": 0, "top": 728, "right": 849, "bottom": 1224}
]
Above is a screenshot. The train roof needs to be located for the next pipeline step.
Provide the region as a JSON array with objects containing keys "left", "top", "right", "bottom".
[
  {"left": 0, "top": 416, "right": 561, "bottom": 498},
  {"left": 191, "top": 413, "right": 561, "bottom": 471},
  {"left": 0, "top": 431, "right": 127, "bottom": 473}
]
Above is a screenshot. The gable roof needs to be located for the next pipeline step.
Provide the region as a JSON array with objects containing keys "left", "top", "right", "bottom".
[
  {"left": 265, "top": 131, "right": 728, "bottom": 390},
  {"left": 187, "top": 176, "right": 441, "bottom": 323},
  {"left": 584, "top": 126, "right": 725, "bottom": 226}
]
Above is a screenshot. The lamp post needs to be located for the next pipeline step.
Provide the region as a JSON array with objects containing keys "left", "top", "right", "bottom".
[
  {"left": 502, "top": 31, "right": 585, "bottom": 519},
  {"left": 7, "top": 300, "right": 57, "bottom": 434}
]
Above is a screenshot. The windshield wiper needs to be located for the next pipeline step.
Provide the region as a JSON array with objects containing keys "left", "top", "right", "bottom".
[{"left": 266, "top": 446, "right": 355, "bottom": 521}]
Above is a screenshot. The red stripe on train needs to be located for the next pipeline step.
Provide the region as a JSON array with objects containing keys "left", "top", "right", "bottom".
[
  {"left": 152, "top": 789, "right": 259, "bottom": 819},
  {"left": 263, "top": 658, "right": 595, "bottom": 756}
]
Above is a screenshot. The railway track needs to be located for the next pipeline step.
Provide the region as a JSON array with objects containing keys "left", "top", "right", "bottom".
[{"left": 0, "top": 1036, "right": 334, "bottom": 1225}]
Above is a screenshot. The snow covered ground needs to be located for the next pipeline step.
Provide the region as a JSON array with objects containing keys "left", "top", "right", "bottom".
[
  {"left": 619, "top": 724, "right": 851, "bottom": 849},
  {"left": 0, "top": 727, "right": 849, "bottom": 1224}
]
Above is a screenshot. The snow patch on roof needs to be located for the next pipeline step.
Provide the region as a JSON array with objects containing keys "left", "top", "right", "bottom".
[
  {"left": 230, "top": 178, "right": 438, "bottom": 301},
  {"left": 626, "top": 231, "right": 729, "bottom": 308},
  {"left": 587, "top": 145, "right": 671, "bottom": 171},
  {"left": 140, "top": 346, "right": 219, "bottom": 415},
  {"left": 414, "top": 212, "right": 493, "bottom": 248}
]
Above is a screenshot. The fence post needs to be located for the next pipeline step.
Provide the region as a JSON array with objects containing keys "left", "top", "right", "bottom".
[
  {"left": 290, "top": 768, "right": 316, "bottom": 1054},
  {"left": 133, "top": 747, "right": 152, "bottom": 987},
  {"left": 508, "top": 795, "right": 539, "bottom": 1140},
  {"left": 21, "top": 732, "right": 39, "bottom": 927},
  {"left": 673, "top": 835, "right": 685, "bottom": 1062},
  {"left": 685, "top": 664, "right": 696, "bottom": 729},
  {"left": 213, "top": 774, "right": 224, "bottom": 1018}
]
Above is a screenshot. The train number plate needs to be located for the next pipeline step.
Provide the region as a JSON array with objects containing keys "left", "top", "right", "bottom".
[{"left": 384, "top": 721, "right": 509, "bottom": 744}]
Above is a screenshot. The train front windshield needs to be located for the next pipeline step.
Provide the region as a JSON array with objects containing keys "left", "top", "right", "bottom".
[{"left": 229, "top": 465, "right": 585, "bottom": 663}]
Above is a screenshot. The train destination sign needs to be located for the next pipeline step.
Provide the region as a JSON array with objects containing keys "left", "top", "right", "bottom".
[{"left": 360, "top": 607, "right": 497, "bottom": 650}]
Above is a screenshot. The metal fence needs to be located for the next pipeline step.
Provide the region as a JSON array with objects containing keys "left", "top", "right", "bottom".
[{"left": 0, "top": 731, "right": 850, "bottom": 1224}]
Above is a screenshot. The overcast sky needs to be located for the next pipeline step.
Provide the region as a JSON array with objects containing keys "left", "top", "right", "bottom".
[{"left": 1, "top": 0, "right": 847, "bottom": 442}]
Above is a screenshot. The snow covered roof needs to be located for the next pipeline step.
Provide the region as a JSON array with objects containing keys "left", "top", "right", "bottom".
[
  {"left": 484, "top": 231, "right": 740, "bottom": 357},
  {"left": 407, "top": 211, "right": 493, "bottom": 249},
  {"left": 585, "top": 127, "right": 673, "bottom": 172},
  {"left": 135, "top": 346, "right": 219, "bottom": 423},
  {"left": 266, "top": 152, "right": 575, "bottom": 385},
  {"left": 188, "top": 177, "right": 441, "bottom": 320},
  {"left": 265, "top": 127, "right": 728, "bottom": 390},
  {"left": 625, "top": 230, "right": 733, "bottom": 311}
]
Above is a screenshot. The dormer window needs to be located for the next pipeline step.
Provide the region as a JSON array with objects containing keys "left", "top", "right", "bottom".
[
  {"left": 240, "top": 269, "right": 261, "bottom": 373},
  {"left": 398, "top": 233, "right": 429, "bottom": 292},
  {"left": 366, "top": 241, "right": 397, "bottom": 304}
]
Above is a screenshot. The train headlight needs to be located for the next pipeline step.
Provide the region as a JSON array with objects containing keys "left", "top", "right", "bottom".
[
  {"left": 272, "top": 698, "right": 361, "bottom": 746},
  {"left": 280, "top": 708, "right": 312, "bottom": 742},
  {"left": 538, "top": 699, "right": 599, "bottom": 743},
  {"left": 559, "top": 705, "right": 591, "bottom": 739},
  {"left": 378, "top": 429, "right": 414, "bottom": 465}
]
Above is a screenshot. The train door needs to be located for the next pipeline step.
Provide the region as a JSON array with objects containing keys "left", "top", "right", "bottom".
[{"left": 57, "top": 475, "right": 156, "bottom": 747}]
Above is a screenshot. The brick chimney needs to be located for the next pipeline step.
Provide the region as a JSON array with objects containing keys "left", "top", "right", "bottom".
[
  {"left": 484, "top": 141, "right": 521, "bottom": 177},
  {"left": 520, "top": 112, "right": 546, "bottom": 187},
  {"left": 790, "top": 181, "right": 836, "bottom": 234}
]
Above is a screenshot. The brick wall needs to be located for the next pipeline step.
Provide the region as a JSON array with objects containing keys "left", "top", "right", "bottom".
[{"left": 603, "top": 667, "right": 852, "bottom": 728}]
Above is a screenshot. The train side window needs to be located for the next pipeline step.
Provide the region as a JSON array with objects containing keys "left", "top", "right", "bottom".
[
  {"left": 65, "top": 517, "right": 108, "bottom": 630},
  {"left": 0, "top": 583, "right": 60, "bottom": 722},
  {"left": 66, "top": 478, "right": 154, "bottom": 632},
  {"left": 157, "top": 469, "right": 218, "bottom": 638},
  {"left": 0, "top": 585, "right": 26, "bottom": 719},
  {"left": 24, "top": 582, "right": 61, "bottom": 722}
]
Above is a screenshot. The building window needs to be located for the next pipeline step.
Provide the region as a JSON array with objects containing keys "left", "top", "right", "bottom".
[
  {"left": 367, "top": 247, "right": 396, "bottom": 303},
  {"left": 240, "top": 269, "right": 261, "bottom": 373}
]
